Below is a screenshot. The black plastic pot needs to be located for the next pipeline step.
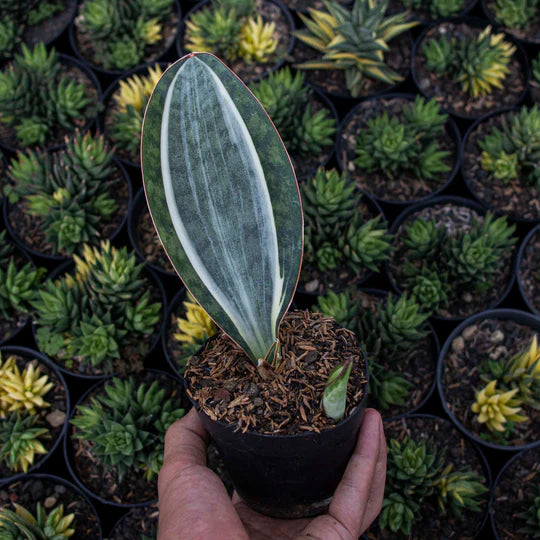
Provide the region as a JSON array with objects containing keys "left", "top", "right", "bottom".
[
  {"left": 64, "top": 369, "right": 185, "bottom": 508},
  {"left": 106, "top": 501, "right": 159, "bottom": 539},
  {"left": 177, "top": 0, "right": 296, "bottom": 84},
  {"left": 461, "top": 106, "right": 540, "bottom": 224},
  {"left": 69, "top": 0, "right": 182, "bottom": 80},
  {"left": 31, "top": 260, "right": 167, "bottom": 382},
  {"left": 3, "top": 158, "right": 132, "bottom": 266},
  {"left": 411, "top": 17, "right": 530, "bottom": 122},
  {"left": 185, "top": 333, "right": 369, "bottom": 519},
  {"left": 162, "top": 287, "right": 188, "bottom": 378},
  {"left": 437, "top": 308, "right": 540, "bottom": 452},
  {"left": 516, "top": 222, "right": 540, "bottom": 315},
  {"left": 396, "top": 0, "right": 478, "bottom": 23},
  {"left": 336, "top": 92, "right": 462, "bottom": 207},
  {"left": 0, "top": 54, "right": 102, "bottom": 155},
  {"left": 0, "top": 473, "right": 102, "bottom": 539},
  {"left": 489, "top": 446, "right": 540, "bottom": 539},
  {"left": 386, "top": 195, "right": 516, "bottom": 323},
  {"left": 0, "top": 346, "right": 70, "bottom": 486}
]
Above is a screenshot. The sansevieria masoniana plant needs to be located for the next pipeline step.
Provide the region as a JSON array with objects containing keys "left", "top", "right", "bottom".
[{"left": 141, "top": 52, "right": 368, "bottom": 518}]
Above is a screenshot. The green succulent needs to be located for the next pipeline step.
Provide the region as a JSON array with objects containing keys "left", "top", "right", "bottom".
[
  {"left": 533, "top": 54, "right": 540, "bottom": 84},
  {"left": 403, "top": 218, "right": 446, "bottom": 262},
  {"left": 401, "top": 0, "right": 465, "bottom": 17},
  {"left": 294, "top": 0, "right": 417, "bottom": 97},
  {"left": 316, "top": 289, "right": 359, "bottom": 331},
  {"left": 250, "top": 68, "right": 336, "bottom": 157},
  {"left": 27, "top": 1, "right": 62, "bottom": 25},
  {"left": 354, "top": 96, "right": 450, "bottom": 180},
  {"left": 493, "top": 0, "right": 538, "bottom": 30},
  {"left": 517, "top": 485, "right": 540, "bottom": 538},
  {"left": 423, "top": 25, "right": 515, "bottom": 97},
  {"left": 478, "top": 106, "right": 540, "bottom": 190},
  {"left": 369, "top": 362, "right": 412, "bottom": 410},
  {"left": 71, "top": 377, "right": 185, "bottom": 481},
  {"left": 408, "top": 267, "right": 450, "bottom": 314},
  {"left": 0, "top": 44, "right": 95, "bottom": 147},
  {"left": 78, "top": 0, "right": 174, "bottom": 71}
]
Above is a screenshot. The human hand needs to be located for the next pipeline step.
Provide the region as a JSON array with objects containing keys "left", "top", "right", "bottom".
[{"left": 158, "top": 408, "right": 386, "bottom": 540}]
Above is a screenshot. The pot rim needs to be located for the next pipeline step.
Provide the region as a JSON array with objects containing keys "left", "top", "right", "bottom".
[{"left": 515, "top": 221, "right": 540, "bottom": 315}]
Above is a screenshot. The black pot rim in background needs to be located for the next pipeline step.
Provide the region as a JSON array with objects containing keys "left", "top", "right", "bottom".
[
  {"left": 162, "top": 287, "right": 188, "bottom": 379},
  {"left": 411, "top": 17, "right": 530, "bottom": 122},
  {"left": 336, "top": 92, "right": 462, "bottom": 206},
  {"left": 64, "top": 369, "right": 184, "bottom": 508},
  {"left": 3, "top": 157, "right": 133, "bottom": 264},
  {"left": 1, "top": 472, "right": 103, "bottom": 539},
  {"left": 437, "top": 308, "right": 540, "bottom": 452},
  {"left": 403, "top": 0, "right": 478, "bottom": 22},
  {"left": 489, "top": 445, "right": 540, "bottom": 539},
  {"left": 177, "top": 0, "right": 296, "bottom": 84},
  {"left": 461, "top": 106, "right": 540, "bottom": 224},
  {"left": 68, "top": 0, "right": 182, "bottom": 80},
  {"left": 106, "top": 501, "right": 158, "bottom": 538},
  {"left": 0, "top": 346, "right": 71, "bottom": 486},
  {"left": 386, "top": 195, "right": 517, "bottom": 323},
  {"left": 515, "top": 222, "right": 540, "bottom": 315},
  {"left": 383, "top": 412, "right": 492, "bottom": 540},
  {"left": 31, "top": 260, "right": 167, "bottom": 381},
  {"left": 0, "top": 53, "right": 102, "bottom": 155}
]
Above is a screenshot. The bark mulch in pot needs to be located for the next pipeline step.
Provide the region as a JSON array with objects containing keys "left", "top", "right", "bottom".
[
  {"left": 413, "top": 22, "right": 526, "bottom": 119},
  {"left": 185, "top": 310, "right": 367, "bottom": 434},
  {"left": 368, "top": 415, "right": 490, "bottom": 539},
  {"left": 389, "top": 203, "right": 515, "bottom": 319},
  {"left": 106, "top": 503, "right": 158, "bottom": 540},
  {"left": 338, "top": 96, "right": 458, "bottom": 203},
  {"left": 491, "top": 447, "right": 540, "bottom": 539},
  {"left": 0, "top": 475, "right": 101, "bottom": 538},
  {"left": 519, "top": 227, "right": 540, "bottom": 315},
  {"left": 484, "top": 0, "right": 540, "bottom": 44},
  {"left": 463, "top": 111, "right": 540, "bottom": 222},
  {"left": 442, "top": 318, "right": 540, "bottom": 448}
]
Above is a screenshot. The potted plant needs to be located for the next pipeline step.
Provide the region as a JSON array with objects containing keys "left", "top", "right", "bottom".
[
  {"left": 337, "top": 94, "right": 460, "bottom": 205},
  {"left": 0, "top": 346, "right": 69, "bottom": 484},
  {"left": 316, "top": 288, "right": 439, "bottom": 418},
  {"left": 298, "top": 168, "right": 392, "bottom": 298},
  {"left": 280, "top": 0, "right": 351, "bottom": 13},
  {"left": 462, "top": 106, "right": 540, "bottom": 223},
  {"left": 412, "top": 19, "right": 528, "bottom": 120},
  {"left": 141, "top": 52, "right": 369, "bottom": 518},
  {"left": 31, "top": 241, "right": 164, "bottom": 378},
  {"left": 293, "top": 0, "right": 417, "bottom": 99},
  {"left": 65, "top": 373, "right": 186, "bottom": 506},
  {"left": 490, "top": 446, "right": 540, "bottom": 538},
  {"left": 3, "top": 132, "right": 131, "bottom": 263},
  {"left": 438, "top": 309, "right": 540, "bottom": 451},
  {"left": 0, "top": 0, "right": 77, "bottom": 59},
  {"left": 0, "top": 43, "right": 100, "bottom": 152},
  {"left": 180, "top": 0, "right": 295, "bottom": 83},
  {"left": 482, "top": 0, "right": 540, "bottom": 45},
  {"left": 106, "top": 502, "right": 159, "bottom": 540},
  {"left": 517, "top": 222, "right": 540, "bottom": 315},
  {"left": 396, "top": 0, "right": 476, "bottom": 21},
  {"left": 0, "top": 474, "right": 101, "bottom": 538},
  {"left": 70, "top": 0, "right": 180, "bottom": 76},
  {"left": 366, "top": 414, "right": 490, "bottom": 538},
  {"left": 387, "top": 196, "right": 517, "bottom": 320},
  {"left": 0, "top": 230, "right": 45, "bottom": 345},
  {"left": 249, "top": 67, "right": 337, "bottom": 178},
  {"left": 531, "top": 53, "right": 540, "bottom": 104}
]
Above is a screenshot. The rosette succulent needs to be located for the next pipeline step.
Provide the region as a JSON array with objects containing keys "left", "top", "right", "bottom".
[{"left": 493, "top": 0, "right": 538, "bottom": 30}]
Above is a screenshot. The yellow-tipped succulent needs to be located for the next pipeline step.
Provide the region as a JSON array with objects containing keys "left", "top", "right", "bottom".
[
  {"left": 142, "top": 18, "right": 162, "bottom": 45},
  {"left": 174, "top": 294, "right": 217, "bottom": 346},
  {"left": 115, "top": 64, "right": 163, "bottom": 113},
  {"left": 510, "top": 335, "right": 540, "bottom": 376},
  {"left": 471, "top": 380, "right": 528, "bottom": 432},
  {"left": 238, "top": 16, "right": 277, "bottom": 63}
]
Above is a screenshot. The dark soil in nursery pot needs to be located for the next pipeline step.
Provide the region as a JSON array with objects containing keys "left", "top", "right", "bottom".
[
  {"left": 292, "top": 31, "right": 411, "bottom": 100},
  {"left": 0, "top": 347, "right": 69, "bottom": 484},
  {"left": 0, "top": 55, "right": 101, "bottom": 153},
  {"left": 412, "top": 19, "right": 529, "bottom": 120},
  {"left": 388, "top": 0, "right": 478, "bottom": 22},
  {"left": 70, "top": 0, "right": 181, "bottom": 78},
  {"left": 0, "top": 474, "right": 101, "bottom": 538},
  {"left": 65, "top": 370, "right": 187, "bottom": 507},
  {"left": 462, "top": 108, "right": 540, "bottom": 223},
  {"left": 482, "top": 0, "right": 540, "bottom": 45},
  {"left": 337, "top": 94, "right": 461, "bottom": 205},
  {"left": 517, "top": 223, "right": 540, "bottom": 315},
  {"left": 129, "top": 188, "right": 177, "bottom": 279},
  {"left": 178, "top": 0, "right": 295, "bottom": 83},
  {"left": 280, "top": 0, "right": 350, "bottom": 13},
  {"left": 388, "top": 196, "right": 516, "bottom": 320},
  {"left": 490, "top": 446, "right": 540, "bottom": 539},
  {"left": 185, "top": 309, "right": 368, "bottom": 518},
  {"left": 297, "top": 188, "right": 385, "bottom": 297},
  {"left": 438, "top": 309, "right": 540, "bottom": 451},
  {"left": 367, "top": 414, "right": 491, "bottom": 539},
  {"left": 531, "top": 79, "right": 540, "bottom": 105},
  {"left": 4, "top": 160, "right": 131, "bottom": 262},
  {"left": 32, "top": 262, "right": 166, "bottom": 379},
  {"left": 106, "top": 502, "right": 158, "bottom": 540}
]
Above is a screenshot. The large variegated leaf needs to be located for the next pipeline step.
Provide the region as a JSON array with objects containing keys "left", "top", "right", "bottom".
[{"left": 141, "top": 53, "right": 303, "bottom": 363}]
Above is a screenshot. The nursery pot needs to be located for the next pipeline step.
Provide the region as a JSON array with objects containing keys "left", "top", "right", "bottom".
[
  {"left": 185, "top": 336, "right": 369, "bottom": 519},
  {"left": 515, "top": 222, "right": 540, "bottom": 315}
]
